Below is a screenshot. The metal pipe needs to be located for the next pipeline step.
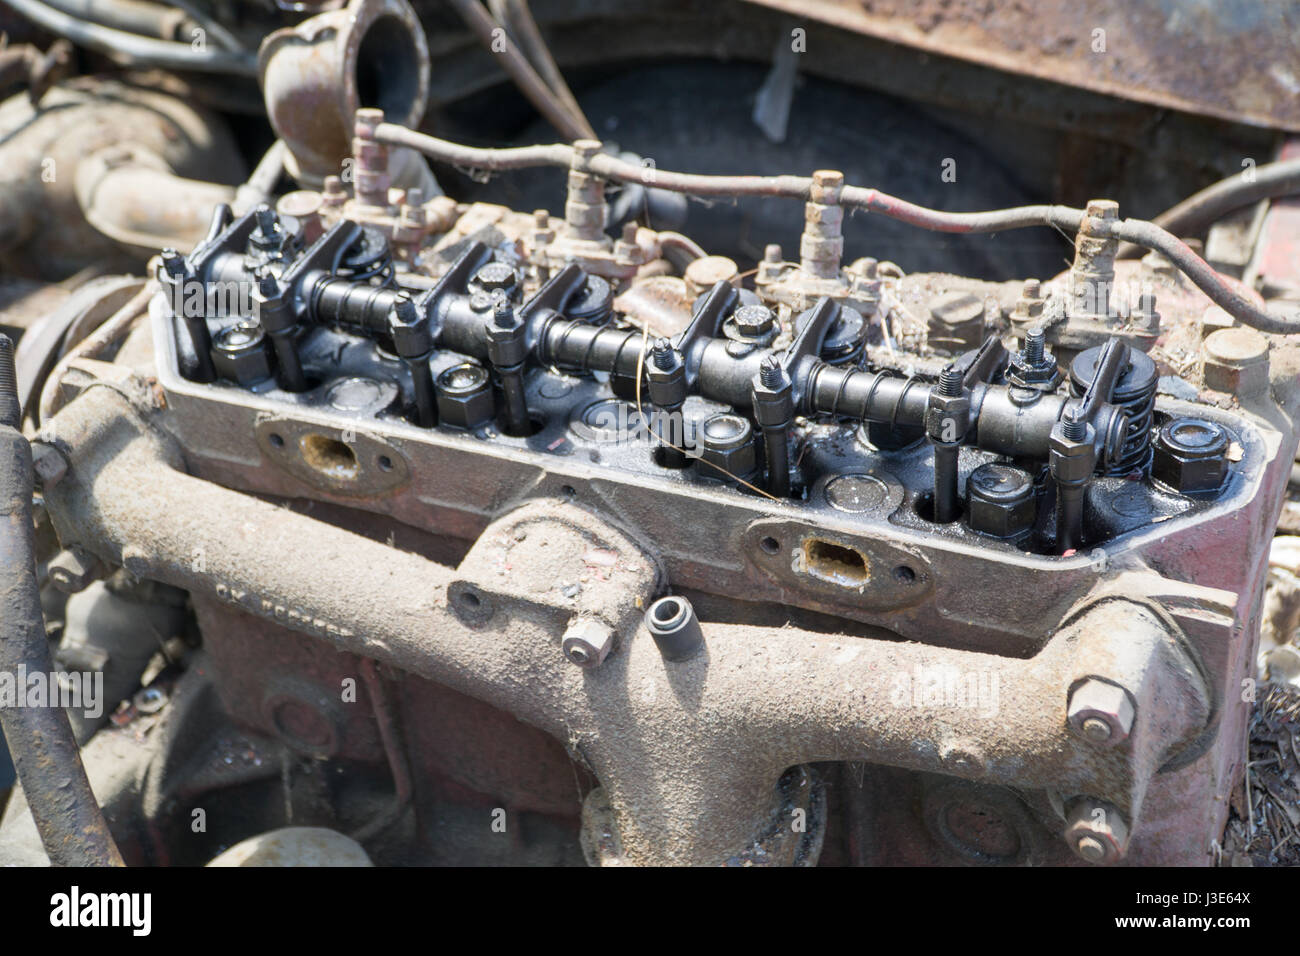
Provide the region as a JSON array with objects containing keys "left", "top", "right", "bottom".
[
  {"left": 376, "top": 122, "right": 1300, "bottom": 334},
  {"left": 0, "top": 335, "right": 124, "bottom": 866},
  {"left": 487, "top": 0, "right": 591, "bottom": 139},
  {"left": 445, "top": 0, "right": 595, "bottom": 142},
  {"left": 1119, "top": 156, "right": 1300, "bottom": 257},
  {"left": 1, "top": 0, "right": 257, "bottom": 74}
]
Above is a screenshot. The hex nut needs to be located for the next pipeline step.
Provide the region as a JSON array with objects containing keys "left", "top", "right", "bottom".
[
  {"left": 1067, "top": 678, "right": 1135, "bottom": 746},
  {"left": 1048, "top": 420, "right": 1096, "bottom": 484},
  {"left": 211, "top": 323, "right": 274, "bottom": 385},
  {"left": 731, "top": 304, "right": 776, "bottom": 338},
  {"left": 966, "top": 463, "right": 1036, "bottom": 539},
  {"left": 1063, "top": 798, "right": 1130, "bottom": 865},
  {"left": 695, "top": 413, "right": 757, "bottom": 480},
  {"left": 435, "top": 363, "right": 495, "bottom": 429},
  {"left": 561, "top": 618, "right": 616, "bottom": 668},
  {"left": 1151, "top": 418, "right": 1229, "bottom": 493},
  {"left": 470, "top": 262, "right": 519, "bottom": 296}
]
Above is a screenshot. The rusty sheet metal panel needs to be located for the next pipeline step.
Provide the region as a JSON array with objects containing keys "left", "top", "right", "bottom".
[{"left": 744, "top": 0, "right": 1300, "bottom": 133}]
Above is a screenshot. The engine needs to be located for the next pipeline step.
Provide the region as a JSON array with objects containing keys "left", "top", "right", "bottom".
[{"left": 3, "top": 103, "right": 1293, "bottom": 868}]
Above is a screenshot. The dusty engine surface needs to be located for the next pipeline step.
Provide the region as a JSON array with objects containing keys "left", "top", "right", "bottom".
[{"left": 1, "top": 0, "right": 1299, "bottom": 872}]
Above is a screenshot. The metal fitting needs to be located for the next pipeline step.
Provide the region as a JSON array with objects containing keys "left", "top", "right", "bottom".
[
  {"left": 1067, "top": 678, "right": 1136, "bottom": 746},
  {"left": 485, "top": 300, "right": 528, "bottom": 367},
  {"left": 565, "top": 139, "right": 607, "bottom": 243},
  {"left": 965, "top": 463, "right": 1036, "bottom": 539},
  {"left": 1151, "top": 418, "right": 1229, "bottom": 493},
  {"left": 725, "top": 304, "right": 778, "bottom": 346},
  {"left": 1006, "top": 325, "right": 1062, "bottom": 390},
  {"left": 388, "top": 293, "right": 432, "bottom": 359},
  {"left": 1067, "top": 199, "right": 1119, "bottom": 320},
  {"left": 1064, "top": 797, "right": 1130, "bottom": 865},
  {"left": 756, "top": 243, "right": 785, "bottom": 284},
  {"left": 752, "top": 357, "right": 794, "bottom": 497},
  {"left": 924, "top": 370, "right": 970, "bottom": 443},
  {"left": 561, "top": 617, "right": 616, "bottom": 668},
  {"left": 646, "top": 340, "right": 687, "bottom": 409},
  {"left": 800, "top": 170, "right": 844, "bottom": 280},
  {"left": 469, "top": 261, "right": 520, "bottom": 299},
  {"left": 1202, "top": 327, "right": 1269, "bottom": 398},
  {"left": 696, "top": 413, "right": 758, "bottom": 481},
  {"left": 435, "top": 362, "right": 495, "bottom": 430},
  {"left": 645, "top": 595, "right": 704, "bottom": 662},
  {"left": 212, "top": 323, "right": 274, "bottom": 386},
  {"left": 1009, "top": 278, "right": 1048, "bottom": 334},
  {"left": 1049, "top": 408, "right": 1097, "bottom": 552},
  {"left": 389, "top": 293, "right": 436, "bottom": 427}
]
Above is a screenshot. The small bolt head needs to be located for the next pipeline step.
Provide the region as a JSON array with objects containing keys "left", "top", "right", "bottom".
[
  {"left": 732, "top": 304, "right": 775, "bottom": 337},
  {"left": 472, "top": 262, "right": 519, "bottom": 295}
]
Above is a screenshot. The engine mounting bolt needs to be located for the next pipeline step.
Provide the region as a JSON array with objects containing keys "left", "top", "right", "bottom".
[{"left": 1202, "top": 327, "right": 1269, "bottom": 397}]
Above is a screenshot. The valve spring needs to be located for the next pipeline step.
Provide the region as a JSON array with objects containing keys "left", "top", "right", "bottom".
[
  {"left": 1069, "top": 346, "right": 1158, "bottom": 475},
  {"left": 338, "top": 226, "right": 397, "bottom": 286}
]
